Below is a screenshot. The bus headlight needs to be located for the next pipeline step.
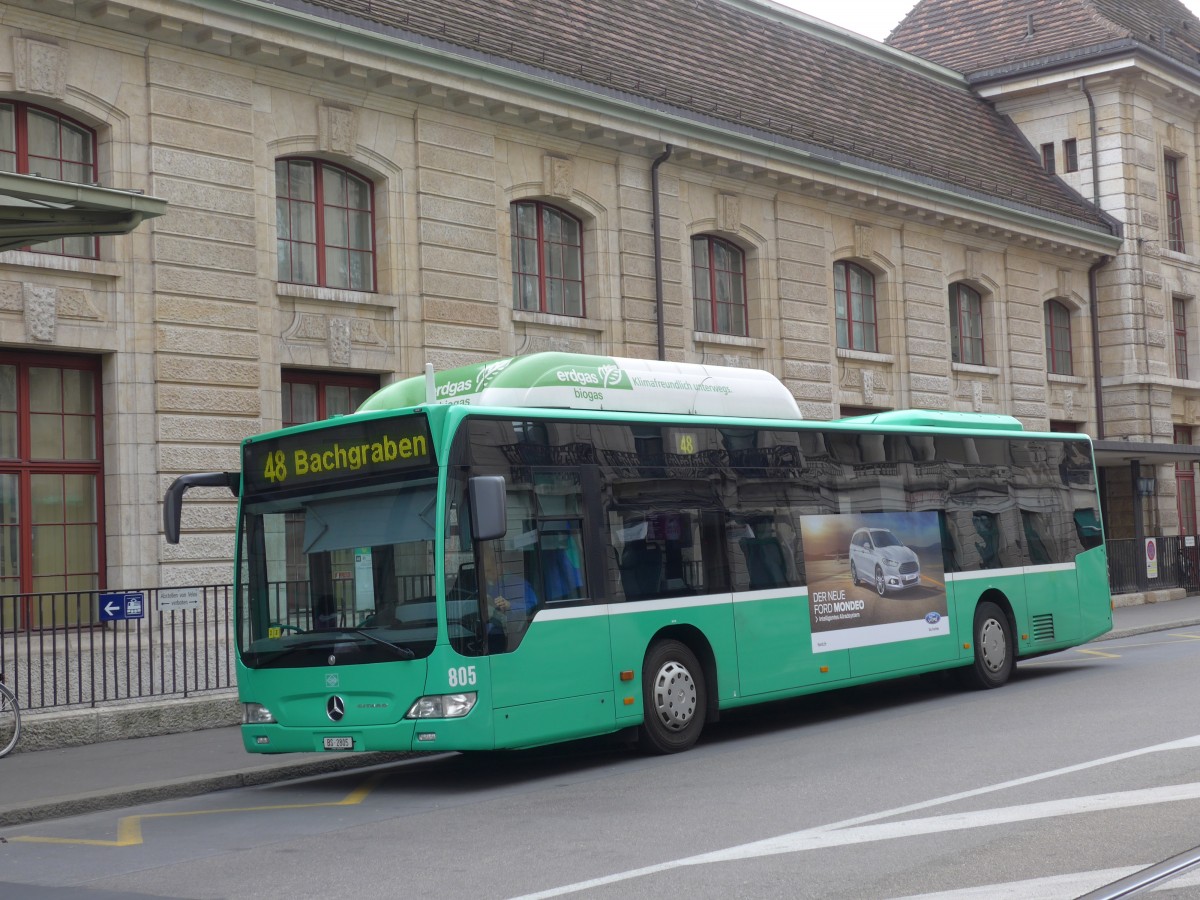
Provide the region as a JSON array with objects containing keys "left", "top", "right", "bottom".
[
  {"left": 405, "top": 692, "right": 477, "bottom": 719},
  {"left": 243, "top": 702, "right": 276, "bottom": 724}
]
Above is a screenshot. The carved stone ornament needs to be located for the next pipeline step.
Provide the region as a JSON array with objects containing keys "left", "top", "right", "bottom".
[
  {"left": 320, "top": 106, "right": 358, "bottom": 157},
  {"left": 14, "top": 38, "right": 67, "bottom": 99},
  {"left": 24, "top": 283, "right": 57, "bottom": 342},
  {"left": 543, "top": 155, "right": 574, "bottom": 199},
  {"left": 717, "top": 194, "right": 741, "bottom": 234},
  {"left": 965, "top": 249, "right": 982, "bottom": 282},
  {"left": 854, "top": 224, "right": 873, "bottom": 260},
  {"left": 329, "top": 316, "right": 351, "bottom": 365}
]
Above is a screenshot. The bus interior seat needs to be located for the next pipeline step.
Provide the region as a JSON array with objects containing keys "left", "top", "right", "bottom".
[
  {"left": 619, "top": 540, "right": 662, "bottom": 599},
  {"left": 740, "top": 537, "right": 789, "bottom": 589}
]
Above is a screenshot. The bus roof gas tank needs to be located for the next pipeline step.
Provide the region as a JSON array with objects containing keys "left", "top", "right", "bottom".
[{"left": 358, "top": 352, "right": 804, "bottom": 421}]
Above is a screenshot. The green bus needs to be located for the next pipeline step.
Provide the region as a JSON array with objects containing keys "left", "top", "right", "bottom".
[{"left": 164, "top": 352, "right": 1111, "bottom": 755}]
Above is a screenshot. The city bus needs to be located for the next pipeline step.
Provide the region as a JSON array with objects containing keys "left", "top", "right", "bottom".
[{"left": 164, "top": 352, "right": 1112, "bottom": 755}]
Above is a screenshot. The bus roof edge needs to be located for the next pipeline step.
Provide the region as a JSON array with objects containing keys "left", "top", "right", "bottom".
[{"left": 358, "top": 352, "right": 804, "bottom": 420}]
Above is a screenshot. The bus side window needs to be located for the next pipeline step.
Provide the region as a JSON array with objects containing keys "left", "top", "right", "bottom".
[
  {"left": 540, "top": 521, "right": 584, "bottom": 602},
  {"left": 620, "top": 537, "right": 662, "bottom": 599}
]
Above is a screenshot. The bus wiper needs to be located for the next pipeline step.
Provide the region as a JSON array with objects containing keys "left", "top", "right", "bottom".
[
  {"left": 328, "top": 628, "right": 416, "bottom": 660},
  {"left": 254, "top": 630, "right": 415, "bottom": 667}
]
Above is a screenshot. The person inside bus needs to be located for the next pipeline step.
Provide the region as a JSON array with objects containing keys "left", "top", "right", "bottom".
[
  {"left": 540, "top": 526, "right": 585, "bottom": 602},
  {"left": 485, "top": 568, "right": 539, "bottom": 653}
]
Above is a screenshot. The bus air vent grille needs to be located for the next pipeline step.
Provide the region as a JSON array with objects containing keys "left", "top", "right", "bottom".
[{"left": 1031, "top": 613, "right": 1055, "bottom": 642}]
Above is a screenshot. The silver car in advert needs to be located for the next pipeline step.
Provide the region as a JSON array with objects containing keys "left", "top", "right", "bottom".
[{"left": 849, "top": 527, "right": 921, "bottom": 595}]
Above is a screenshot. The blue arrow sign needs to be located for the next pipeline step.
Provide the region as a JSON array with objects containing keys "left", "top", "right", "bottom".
[{"left": 99, "top": 591, "right": 145, "bottom": 622}]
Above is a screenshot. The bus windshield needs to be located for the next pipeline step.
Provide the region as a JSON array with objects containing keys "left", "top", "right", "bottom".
[{"left": 236, "top": 478, "right": 442, "bottom": 668}]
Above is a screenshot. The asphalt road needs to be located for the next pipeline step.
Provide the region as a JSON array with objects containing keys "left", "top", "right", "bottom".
[{"left": 4, "top": 627, "right": 1200, "bottom": 899}]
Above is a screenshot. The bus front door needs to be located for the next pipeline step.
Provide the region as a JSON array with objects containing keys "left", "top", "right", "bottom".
[{"left": 488, "top": 609, "right": 614, "bottom": 748}]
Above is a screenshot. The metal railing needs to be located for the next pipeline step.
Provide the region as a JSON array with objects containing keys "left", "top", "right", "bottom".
[
  {"left": 1107, "top": 535, "right": 1200, "bottom": 595},
  {"left": 0, "top": 542, "right": 1190, "bottom": 714},
  {"left": 0, "top": 586, "right": 235, "bottom": 713},
  {"left": 262, "top": 575, "right": 436, "bottom": 632}
]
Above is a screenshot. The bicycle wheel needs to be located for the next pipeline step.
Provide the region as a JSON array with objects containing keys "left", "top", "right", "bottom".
[{"left": 0, "top": 682, "right": 20, "bottom": 758}]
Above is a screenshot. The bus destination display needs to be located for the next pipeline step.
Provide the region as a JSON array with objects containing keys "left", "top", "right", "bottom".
[{"left": 242, "top": 415, "right": 433, "bottom": 496}]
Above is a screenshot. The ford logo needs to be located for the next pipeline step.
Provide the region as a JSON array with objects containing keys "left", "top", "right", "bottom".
[{"left": 925, "top": 612, "right": 941, "bottom": 624}]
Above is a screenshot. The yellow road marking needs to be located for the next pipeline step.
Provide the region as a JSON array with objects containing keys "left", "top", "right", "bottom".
[
  {"left": 1022, "top": 647, "right": 1120, "bottom": 665},
  {"left": 11, "top": 773, "right": 383, "bottom": 847}
]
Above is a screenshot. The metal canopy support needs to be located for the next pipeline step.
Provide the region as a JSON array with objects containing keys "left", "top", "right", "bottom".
[
  {"left": 0, "top": 172, "right": 167, "bottom": 250},
  {"left": 1092, "top": 441, "right": 1200, "bottom": 592}
]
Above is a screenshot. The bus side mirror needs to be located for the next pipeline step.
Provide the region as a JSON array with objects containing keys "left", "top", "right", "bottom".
[
  {"left": 163, "top": 472, "right": 241, "bottom": 544},
  {"left": 468, "top": 475, "right": 507, "bottom": 542}
]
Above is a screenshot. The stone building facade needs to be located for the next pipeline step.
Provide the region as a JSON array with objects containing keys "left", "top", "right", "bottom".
[
  {"left": 0, "top": 0, "right": 1125, "bottom": 609},
  {"left": 891, "top": 0, "right": 1200, "bottom": 543}
]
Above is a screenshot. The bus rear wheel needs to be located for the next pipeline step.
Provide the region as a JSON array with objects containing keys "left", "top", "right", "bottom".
[
  {"left": 960, "top": 600, "right": 1014, "bottom": 690},
  {"left": 640, "top": 640, "right": 706, "bottom": 754}
]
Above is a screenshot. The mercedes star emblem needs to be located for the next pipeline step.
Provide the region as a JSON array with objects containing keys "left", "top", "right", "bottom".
[{"left": 326, "top": 695, "right": 346, "bottom": 722}]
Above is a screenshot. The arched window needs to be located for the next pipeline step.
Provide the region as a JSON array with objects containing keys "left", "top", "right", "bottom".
[
  {"left": 276, "top": 158, "right": 375, "bottom": 291},
  {"left": 510, "top": 201, "right": 584, "bottom": 316},
  {"left": 834, "top": 261, "right": 876, "bottom": 352},
  {"left": 950, "top": 282, "right": 984, "bottom": 365},
  {"left": 1044, "top": 300, "right": 1073, "bottom": 375},
  {"left": 691, "top": 235, "right": 747, "bottom": 336},
  {"left": 0, "top": 101, "right": 97, "bottom": 258}
]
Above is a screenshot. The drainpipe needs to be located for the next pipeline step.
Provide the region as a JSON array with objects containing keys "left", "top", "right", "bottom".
[
  {"left": 651, "top": 144, "right": 673, "bottom": 361},
  {"left": 1081, "top": 78, "right": 1101, "bottom": 206},
  {"left": 1088, "top": 254, "right": 1110, "bottom": 441}
]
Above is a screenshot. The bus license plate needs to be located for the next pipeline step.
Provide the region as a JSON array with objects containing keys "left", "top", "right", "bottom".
[{"left": 323, "top": 737, "right": 353, "bottom": 751}]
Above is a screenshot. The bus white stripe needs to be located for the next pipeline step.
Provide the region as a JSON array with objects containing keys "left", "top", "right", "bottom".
[
  {"left": 535, "top": 558, "right": 1080, "bottom": 623},
  {"left": 946, "top": 561, "right": 1075, "bottom": 582},
  {"left": 534, "top": 563, "right": 1081, "bottom": 621},
  {"left": 535, "top": 588, "right": 807, "bottom": 622}
]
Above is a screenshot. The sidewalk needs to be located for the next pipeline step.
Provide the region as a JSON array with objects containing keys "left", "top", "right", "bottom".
[{"left": 3, "top": 595, "right": 1199, "bottom": 829}]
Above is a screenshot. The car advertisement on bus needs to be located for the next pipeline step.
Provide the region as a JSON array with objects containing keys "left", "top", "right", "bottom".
[{"left": 799, "top": 511, "right": 949, "bottom": 652}]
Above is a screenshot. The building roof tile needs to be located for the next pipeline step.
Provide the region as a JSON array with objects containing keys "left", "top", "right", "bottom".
[
  {"left": 889, "top": 0, "right": 1200, "bottom": 78},
  {"left": 265, "top": 0, "right": 1113, "bottom": 235}
]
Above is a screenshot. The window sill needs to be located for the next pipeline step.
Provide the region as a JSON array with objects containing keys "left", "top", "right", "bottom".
[
  {"left": 1147, "top": 374, "right": 1200, "bottom": 392},
  {"left": 512, "top": 309, "right": 602, "bottom": 332},
  {"left": 1161, "top": 248, "right": 1200, "bottom": 266},
  {"left": 277, "top": 282, "right": 387, "bottom": 306},
  {"left": 952, "top": 362, "right": 1001, "bottom": 377},
  {"left": 836, "top": 347, "right": 894, "bottom": 364},
  {"left": 0, "top": 250, "right": 121, "bottom": 279},
  {"left": 693, "top": 331, "right": 765, "bottom": 350},
  {"left": 1048, "top": 373, "right": 1086, "bottom": 385}
]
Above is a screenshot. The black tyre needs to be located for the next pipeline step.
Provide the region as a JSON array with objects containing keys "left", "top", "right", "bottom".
[
  {"left": 960, "top": 600, "right": 1014, "bottom": 690},
  {"left": 0, "top": 682, "right": 20, "bottom": 759},
  {"left": 850, "top": 561, "right": 859, "bottom": 585},
  {"left": 874, "top": 566, "right": 886, "bottom": 596},
  {"left": 640, "top": 640, "right": 706, "bottom": 754}
]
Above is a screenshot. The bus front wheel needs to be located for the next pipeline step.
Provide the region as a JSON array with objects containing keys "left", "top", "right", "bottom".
[
  {"left": 640, "top": 640, "right": 706, "bottom": 754},
  {"left": 960, "top": 600, "right": 1014, "bottom": 690}
]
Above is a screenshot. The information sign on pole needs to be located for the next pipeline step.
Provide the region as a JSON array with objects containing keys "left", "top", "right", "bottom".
[
  {"left": 99, "top": 591, "right": 146, "bottom": 621},
  {"left": 158, "top": 587, "right": 202, "bottom": 611},
  {"left": 1145, "top": 539, "right": 1159, "bottom": 580}
]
